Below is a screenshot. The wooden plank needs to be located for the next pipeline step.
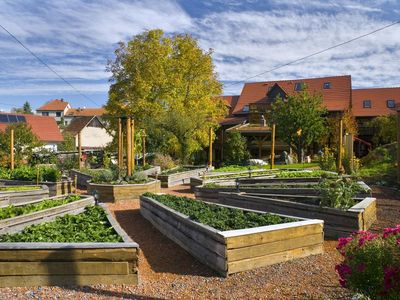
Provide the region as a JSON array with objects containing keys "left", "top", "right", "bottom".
[
  {"left": 0, "top": 248, "right": 137, "bottom": 262},
  {"left": 141, "top": 206, "right": 227, "bottom": 275},
  {"left": 0, "top": 273, "right": 138, "bottom": 287},
  {"left": 140, "top": 200, "right": 226, "bottom": 257},
  {"left": 225, "top": 222, "right": 323, "bottom": 249},
  {"left": 0, "top": 261, "right": 129, "bottom": 276},
  {"left": 227, "top": 243, "right": 323, "bottom": 274},
  {"left": 227, "top": 233, "right": 323, "bottom": 262},
  {"left": 140, "top": 196, "right": 225, "bottom": 243}
]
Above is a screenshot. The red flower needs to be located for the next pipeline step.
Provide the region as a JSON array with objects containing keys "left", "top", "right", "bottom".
[{"left": 383, "top": 267, "right": 400, "bottom": 292}]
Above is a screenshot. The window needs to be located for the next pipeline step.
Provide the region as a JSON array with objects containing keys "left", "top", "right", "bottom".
[
  {"left": 323, "top": 82, "right": 331, "bottom": 89},
  {"left": 56, "top": 112, "right": 61, "bottom": 117},
  {"left": 42, "top": 112, "right": 49, "bottom": 116},
  {"left": 387, "top": 99, "right": 395, "bottom": 108},
  {"left": 363, "top": 100, "right": 371, "bottom": 108},
  {"left": 294, "top": 82, "right": 303, "bottom": 91},
  {"left": 242, "top": 105, "right": 250, "bottom": 112}
]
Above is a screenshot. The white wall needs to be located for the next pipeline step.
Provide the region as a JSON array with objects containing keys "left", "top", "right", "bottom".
[{"left": 74, "top": 127, "right": 113, "bottom": 149}]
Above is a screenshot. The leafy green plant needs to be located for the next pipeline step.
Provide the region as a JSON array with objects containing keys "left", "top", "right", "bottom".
[
  {"left": 318, "top": 147, "right": 336, "bottom": 171},
  {"left": 0, "top": 195, "right": 81, "bottom": 220},
  {"left": 0, "top": 205, "right": 123, "bottom": 243},
  {"left": 153, "top": 153, "right": 176, "bottom": 170},
  {"left": 0, "top": 168, "right": 10, "bottom": 179},
  {"left": 336, "top": 226, "right": 400, "bottom": 299},
  {"left": 40, "top": 166, "right": 61, "bottom": 182},
  {"left": 143, "top": 193, "right": 296, "bottom": 231},
  {"left": 222, "top": 132, "right": 250, "bottom": 165},
  {"left": 89, "top": 169, "right": 114, "bottom": 183},
  {"left": 275, "top": 170, "right": 337, "bottom": 178},
  {"left": 316, "top": 178, "right": 365, "bottom": 209}
]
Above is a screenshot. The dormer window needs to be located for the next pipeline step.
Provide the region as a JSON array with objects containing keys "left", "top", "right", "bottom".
[
  {"left": 387, "top": 99, "right": 395, "bottom": 108},
  {"left": 242, "top": 105, "right": 249, "bottom": 112},
  {"left": 363, "top": 100, "right": 371, "bottom": 108},
  {"left": 323, "top": 82, "right": 331, "bottom": 89},
  {"left": 294, "top": 82, "right": 303, "bottom": 91}
]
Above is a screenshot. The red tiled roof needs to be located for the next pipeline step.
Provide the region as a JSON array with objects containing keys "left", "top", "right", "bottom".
[
  {"left": 232, "top": 75, "right": 352, "bottom": 115},
  {"left": 0, "top": 113, "right": 63, "bottom": 142},
  {"left": 221, "top": 95, "right": 240, "bottom": 115},
  {"left": 36, "top": 99, "right": 69, "bottom": 111},
  {"left": 65, "top": 107, "right": 106, "bottom": 117},
  {"left": 352, "top": 88, "right": 399, "bottom": 117}
]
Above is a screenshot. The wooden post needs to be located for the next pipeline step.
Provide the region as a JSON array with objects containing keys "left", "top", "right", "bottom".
[
  {"left": 208, "top": 127, "right": 213, "bottom": 168},
  {"left": 10, "top": 129, "right": 14, "bottom": 170},
  {"left": 397, "top": 109, "right": 400, "bottom": 184},
  {"left": 131, "top": 119, "right": 135, "bottom": 172},
  {"left": 36, "top": 166, "right": 40, "bottom": 185},
  {"left": 142, "top": 130, "right": 146, "bottom": 166},
  {"left": 126, "top": 117, "right": 132, "bottom": 176},
  {"left": 78, "top": 131, "right": 82, "bottom": 170},
  {"left": 74, "top": 175, "right": 78, "bottom": 194},
  {"left": 270, "top": 124, "right": 276, "bottom": 169},
  {"left": 337, "top": 118, "right": 343, "bottom": 173},
  {"left": 118, "top": 118, "right": 123, "bottom": 170}
]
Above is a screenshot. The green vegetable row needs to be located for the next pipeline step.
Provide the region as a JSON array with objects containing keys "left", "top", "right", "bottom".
[
  {"left": 0, "top": 205, "right": 123, "bottom": 243},
  {"left": 0, "top": 186, "right": 41, "bottom": 192},
  {"left": 143, "top": 193, "right": 296, "bottom": 231},
  {"left": 0, "top": 165, "right": 61, "bottom": 182},
  {"left": 0, "top": 195, "right": 81, "bottom": 220}
]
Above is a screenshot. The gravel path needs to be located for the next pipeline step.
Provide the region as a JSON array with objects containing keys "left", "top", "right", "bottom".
[{"left": 0, "top": 185, "right": 398, "bottom": 299}]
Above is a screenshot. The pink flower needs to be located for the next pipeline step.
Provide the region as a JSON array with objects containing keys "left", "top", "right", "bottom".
[
  {"left": 357, "top": 263, "right": 366, "bottom": 272},
  {"left": 383, "top": 267, "right": 400, "bottom": 291},
  {"left": 339, "top": 278, "right": 347, "bottom": 287},
  {"left": 357, "top": 232, "right": 378, "bottom": 247},
  {"left": 337, "top": 237, "right": 353, "bottom": 254},
  {"left": 383, "top": 225, "right": 400, "bottom": 238}
]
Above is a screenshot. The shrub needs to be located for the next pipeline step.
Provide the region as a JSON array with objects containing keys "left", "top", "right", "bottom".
[
  {"left": 317, "top": 178, "right": 366, "bottom": 209},
  {"left": 90, "top": 169, "right": 114, "bottom": 184},
  {"left": 318, "top": 147, "right": 336, "bottom": 171},
  {"left": 126, "top": 172, "right": 148, "bottom": 184},
  {"left": 153, "top": 154, "right": 176, "bottom": 170},
  {"left": 40, "top": 166, "right": 61, "bottom": 182},
  {"left": 223, "top": 132, "right": 250, "bottom": 165},
  {"left": 336, "top": 226, "right": 400, "bottom": 299},
  {"left": 0, "top": 168, "right": 10, "bottom": 179},
  {"left": 11, "top": 166, "right": 37, "bottom": 181}
]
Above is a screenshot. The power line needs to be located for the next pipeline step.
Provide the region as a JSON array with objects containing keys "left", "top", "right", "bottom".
[
  {"left": 224, "top": 19, "right": 400, "bottom": 88},
  {"left": 0, "top": 23, "right": 100, "bottom": 106}
]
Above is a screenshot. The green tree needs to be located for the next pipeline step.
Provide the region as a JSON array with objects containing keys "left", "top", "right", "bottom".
[
  {"left": 368, "top": 115, "right": 396, "bottom": 146},
  {"left": 58, "top": 132, "right": 76, "bottom": 151},
  {"left": 12, "top": 101, "right": 33, "bottom": 114},
  {"left": 106, "top": 29, "right": 226, "bottom": 163},
  {"left": 223, "top": 131, "right": 250, "bottom": 165},
  {"left": 270, "top": 89, "right": 327, "bottom": 162},
  {"left": 0, "top": 123, "right": 42, "bottom": 167}
]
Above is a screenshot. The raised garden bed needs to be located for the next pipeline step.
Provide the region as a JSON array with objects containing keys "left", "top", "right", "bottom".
[
  {"left": 140, "top": 193, "right": 324, "bottom": 276},
  {"left": 202, "top": 192, "right": 376, "bottom": 239},
  {"left": 0, "top": 179, "right": 72, "bottom": 197},
  {"left": 150, "top": 166, "right": 209, "bottom": 188},
  {"left": 0, "top": 204, "right": 139, "bottom": 287},
  {"left": 0, "top": 185, "right": 49, "bottom": 208},
  {"left": 88, "top": 179, "right": 161, "bottom": 202},
  {"left": 0, "top": 194, "right": 94, "bottom": 235},
  {"left": 70, "top": 166, "right": 161, "bottom": 188}
]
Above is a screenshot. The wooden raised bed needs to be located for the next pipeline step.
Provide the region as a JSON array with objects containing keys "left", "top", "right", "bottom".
[
  {"left": 0, "top": 185, "right": 49, "bottom": 208},
  {"left": 194, "top": 181, "right": 371, "bottom": 203},
  {"left": 206, "top": 192, "right": 376, "bottom": 238},
  {"left": 0, "top": 203, "right": 139, "bottom": 287},
  {"left": 140, "top": 195, "right": 324, "bottom": 276},
  {"left": 87, "top": 179, "right": 161, "bottom": 202},
  {"left": 70, "top": 167, "right": 161, "bottom": 189},
  {"left": 0, "top": 179, "right": 72, "bottom": 197},
  {"left": 0, "top": 195, "right": 95, "bottom": 235},
  {"left": 150, "top": 166, "right": 209, "bottom": 188}
]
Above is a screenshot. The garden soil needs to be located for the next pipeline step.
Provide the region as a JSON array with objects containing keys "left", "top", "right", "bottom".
[{"left": 0, "top": 185, "right": 398, "bottom": 299}]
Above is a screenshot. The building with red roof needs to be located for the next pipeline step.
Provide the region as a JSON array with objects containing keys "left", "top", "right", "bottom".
[
  {"left": 0, "top": 113, "right": 63, "bottom": 151},
  {"left": 36, "top": 99, "right": 71, "bottom": 123}
]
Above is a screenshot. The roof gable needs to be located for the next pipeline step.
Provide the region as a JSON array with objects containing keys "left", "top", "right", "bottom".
[
  {"left": 36, "top": 99, "right": 70, "bottom": 111},
  {"left": 64, "top": 116, "right": 105, "bottom": 135},
  {"left": 232, "top": 75, "right": 352, "bottom": 115}
]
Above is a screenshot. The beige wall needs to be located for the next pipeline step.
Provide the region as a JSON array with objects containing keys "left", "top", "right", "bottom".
[{"left": 74, "top": 126, "right": 113, "bottom": 149}]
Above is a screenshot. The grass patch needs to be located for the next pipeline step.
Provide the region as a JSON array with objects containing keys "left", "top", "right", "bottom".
[
  {"left": 160, "top": 167, "right": 192, "bottom": 175},
  {"left": 0, "top": 195, "right": 81, "bottom": 220},
  {"left": 0, "top": 205, "right": 123, "bottom": 243},
  {"left": 143, "top": 193, "right": 297, "bottom": 231}
]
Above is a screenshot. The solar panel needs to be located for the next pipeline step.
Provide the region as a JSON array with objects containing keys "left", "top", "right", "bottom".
[{"left": 0, "top": 114, "right": 27, "bottom": 123}]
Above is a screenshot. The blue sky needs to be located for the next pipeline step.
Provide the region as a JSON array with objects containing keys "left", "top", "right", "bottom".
[{"left": 0, "top": 0, "right": 399, "bottom": 111}]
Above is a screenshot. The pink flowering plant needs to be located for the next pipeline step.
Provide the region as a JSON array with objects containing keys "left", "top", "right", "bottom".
[{"left": 336, "top": 225, "right": 400, "bottom": 299}]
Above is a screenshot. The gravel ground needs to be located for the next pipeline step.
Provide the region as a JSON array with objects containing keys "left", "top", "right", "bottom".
[{"left": 0, "top": 185, "right": 398, "bottom": 300}]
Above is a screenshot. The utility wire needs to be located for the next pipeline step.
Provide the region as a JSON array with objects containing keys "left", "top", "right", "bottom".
[
  {"left": 224, "top": 19, "right": 400, "bottom": 88},
  {"left": 0, "top": 23, "right": 100, "bottom": 106}
]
